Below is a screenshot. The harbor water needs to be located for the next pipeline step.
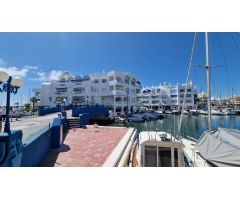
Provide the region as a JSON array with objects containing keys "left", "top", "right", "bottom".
[{"left": 111, "top": 114, "right": 240, "bottom": 140}]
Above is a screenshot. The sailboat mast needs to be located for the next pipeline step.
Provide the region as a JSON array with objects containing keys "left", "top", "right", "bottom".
[{"left": 205, "top": 32, "right": 212, "bottom": 129}]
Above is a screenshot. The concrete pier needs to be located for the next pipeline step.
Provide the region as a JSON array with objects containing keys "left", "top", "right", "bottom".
[{"left": 41, "top": 125, "right": 137, "bottom": 167}]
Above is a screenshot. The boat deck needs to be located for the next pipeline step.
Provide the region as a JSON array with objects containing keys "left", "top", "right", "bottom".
[
  {"left": 181, "top": 138, "right": 210, "bottom": 167},
  {"left": 41, "top": 125, "right": 134, "bottom": 167}
]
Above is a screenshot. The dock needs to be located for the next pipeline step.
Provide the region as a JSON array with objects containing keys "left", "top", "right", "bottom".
[
  {"left": 9, "top": 110, "right": 72, "bottom": 139},
  {"left": 41, "top": 125, "right": 137, "bottom": 167}
]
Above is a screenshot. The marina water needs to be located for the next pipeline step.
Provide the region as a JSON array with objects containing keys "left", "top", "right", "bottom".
[{"left": 111, "top": 115, "right": 240, "bottom": 140}]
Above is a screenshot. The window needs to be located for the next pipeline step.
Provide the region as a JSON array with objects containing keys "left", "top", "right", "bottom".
[
  {"left": 109, "top": 76, "right": 114, "bottom": 81},
  {"left": 49, "top": 97, "right": 52, "bottom": 102},
  {"left": 179, "top": 89, "right": 185, "bottom": 93},
  {"left": 125, "top": 76, "right": 130, "bottom": 85},
  {"left": 180, "top": 88, "right": 191, "bottom": 93},
  {"left": 174, "top": 148, "right": 179, "bottom": 167},
  {"left": 72, "top": 96, "right": 85, "bottom": 103},
  {"left": 180, "top": 94, "right": 191, "bottom": 98},
  {"left": 115, "top": 97, "right": 122, "bottom": 102},
  {"left": 158, "top": 147, "right": 172, "bottom": 167},
  {"left": 115, "top": 77, "right": 123, "bottom": 84},
  {"left": 180, "top": 99, "right": 192, "bottom": 103},
  {"left": 56, "top": 88, "right": 67, "bottom": 93},
  {"left": 145, "top": 146, "right": 157, "bottom": 167},
  {"left": 162, "top": 95, "right": 168, "bottom": 99},
  {"left": 93, "top": 79, "right": 98, "bottom": 84},
  {"left": 131, "top": 78, "right": 136, "bottom": 86},
  {"left": 110, "top": 86, "right": 114, "bottom": 91},
  {"left": 171, "top": 95, "right": 177, "bottom": 98},
  {"left": 102, "top": 78, "right": 107, "bottom": 83},
  {"left": 73, "top": 87, "right": 85, "bottom": 94},
  {"left": 116, "top": 85, "right": 124, "bottom": 91}
]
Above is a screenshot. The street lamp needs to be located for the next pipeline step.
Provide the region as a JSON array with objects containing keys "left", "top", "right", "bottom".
[
  {"left": 63, "top": 98, "right": 66, "bottom": 109},
  {"left": 86, "top": 96, "right": 89, "bottom": 105},
  {"left": 56, "top": 97, "right": 60, "bottom": 106},
  {"left": 0, "top": 71, "right": 24, "bottom": 133}
]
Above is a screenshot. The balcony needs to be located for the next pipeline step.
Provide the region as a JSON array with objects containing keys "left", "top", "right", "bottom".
[
  {"left": 113, "top": 90, "right": 125, "bottom": 96},
  {"left": 109, "top": 80, "right": 125, "bottom": 86},
  {"left": 72, "top": 91, "right": 85, "bottom": 95},
  {"left": 55, "top": 91, "right": 67, "bottom": 96}
]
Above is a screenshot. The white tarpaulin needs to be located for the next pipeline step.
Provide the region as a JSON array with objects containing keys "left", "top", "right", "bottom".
[{"left": 195, "top": 128, "right": 240, "bottom": 167}]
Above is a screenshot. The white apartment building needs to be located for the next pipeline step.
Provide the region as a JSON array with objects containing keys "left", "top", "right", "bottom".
[
  {"left": 137, "top": 81, "right": 196, "bottom": 110},
  {"left": 33, "top": 71, "right": 142, "bottom": 115}
]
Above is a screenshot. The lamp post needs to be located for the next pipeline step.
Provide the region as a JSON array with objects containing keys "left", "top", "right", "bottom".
[
  {"left": 86, "top": 96, "right": 89, "bottom": 105},
  {"left": 63, "top": 98, "right": 66, "bottom": 109},
  {"left": 0, "top": 71, "right": 24, "bottom": 133},
  {"left": 56, "top": 97, "right": 60, "bottom": 106}
]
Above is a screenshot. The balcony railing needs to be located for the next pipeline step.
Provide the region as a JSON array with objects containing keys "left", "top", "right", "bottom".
[
  {"left": 72, "top": 91, "right": 84, "bottom": 94},
  {"left": 55, "top": 92, "right": 67, "bottom": 95}
]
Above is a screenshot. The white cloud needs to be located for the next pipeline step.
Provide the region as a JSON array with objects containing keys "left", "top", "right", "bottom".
[
  {"left": 32, "top": 72, "right": 47, "bottom": 81},
  {"left": 0, "top": 58, "right": 63, "bottom": 82},
  {"left": 0, "top": 59, "right": 39, "bottom": 78},
  {"left": 48, "top": 70, "right": 63, "bottom": 80},
  {"left": 30, "top": 70, "right": 63, "bottom": 82},
  {"left": 0, "top": 66, "right": 29, "bottom": 77},
  {"left": 24, "top": 65, "right": 39, "bottom": 70},
  {"left": 0, "top": 59, "right": 7, "bottom": 66}
]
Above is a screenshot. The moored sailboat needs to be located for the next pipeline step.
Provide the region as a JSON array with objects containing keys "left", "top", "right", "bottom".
[{"left": 181, "top": 33, "right": 240, "bottom": 167}]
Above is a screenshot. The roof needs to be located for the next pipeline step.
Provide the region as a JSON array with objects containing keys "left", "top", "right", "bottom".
[
  {"left": 196, "top": 128, "right": 240, "bottom": 167},
  {"left": 139, "top": 131, "right": 182, "bottom": 146}
]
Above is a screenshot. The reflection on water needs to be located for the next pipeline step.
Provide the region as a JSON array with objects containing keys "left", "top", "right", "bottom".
[{"left": 111, "top": 115, "right": 240, "bottom": 140}]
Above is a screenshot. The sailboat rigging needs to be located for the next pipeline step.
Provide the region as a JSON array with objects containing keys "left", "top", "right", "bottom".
[{"left": 182, "top": 32, "right": 240, "bottom": 167}]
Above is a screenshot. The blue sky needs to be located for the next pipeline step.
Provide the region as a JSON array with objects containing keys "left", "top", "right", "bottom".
[{"left": 0, "top": 32, "right": 240, "bottom": 106}]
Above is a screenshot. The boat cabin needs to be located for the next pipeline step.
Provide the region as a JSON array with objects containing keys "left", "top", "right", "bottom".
[{"left": 138, "top": 132, "right": 185, "bottom": 167}]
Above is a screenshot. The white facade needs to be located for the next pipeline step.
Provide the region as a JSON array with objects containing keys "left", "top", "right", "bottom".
[
  {"left": 33, "top": 71, "right": 142, "bottom": 115},
  {"left": 137, "top": 81, "right": 196, "bottom": 110}
]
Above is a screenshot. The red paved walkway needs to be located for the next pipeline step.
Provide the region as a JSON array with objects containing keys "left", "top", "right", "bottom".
[{"left": 41, "top": 125, "right": 130, "bottom": 167}]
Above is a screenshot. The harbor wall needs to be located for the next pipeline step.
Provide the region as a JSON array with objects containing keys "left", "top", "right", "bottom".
[
  {"left": 38, "top": 105, "right": 72, "bottom": 116},
  {"left": 0, "top": 114, "right": 68, "bottom": 167},
  {"left": 21, "top": 117, "right": 67, "bottom": 167},
  {"left": 21, "top": 126, "right": 52, "bottom": 167},
  {"left": 72, "top": 105, "right": 109, "bottom": 117},
  {"left": 0, "top": 130, "right": 23, "bottom": 167}
]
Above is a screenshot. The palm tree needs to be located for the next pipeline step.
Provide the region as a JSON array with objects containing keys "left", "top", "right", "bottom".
[
  {"left": 30, "top": 97, "right": 38, "bottom": 115},
  {"left": 24, "top": 103, "right": 31, "bottom": 112}
]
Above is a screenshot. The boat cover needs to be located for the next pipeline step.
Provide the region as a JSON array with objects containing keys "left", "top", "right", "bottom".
[{"left": 195, "top": 128, "right": 240, "bottom": 167}]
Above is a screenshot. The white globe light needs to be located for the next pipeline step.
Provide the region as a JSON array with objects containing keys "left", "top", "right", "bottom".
[
  {"left": 0, "top": 71, "right": 9, "bottom": 83},
  {"left": 11, "top": 77, "right": 24, "bottom": 88}
]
